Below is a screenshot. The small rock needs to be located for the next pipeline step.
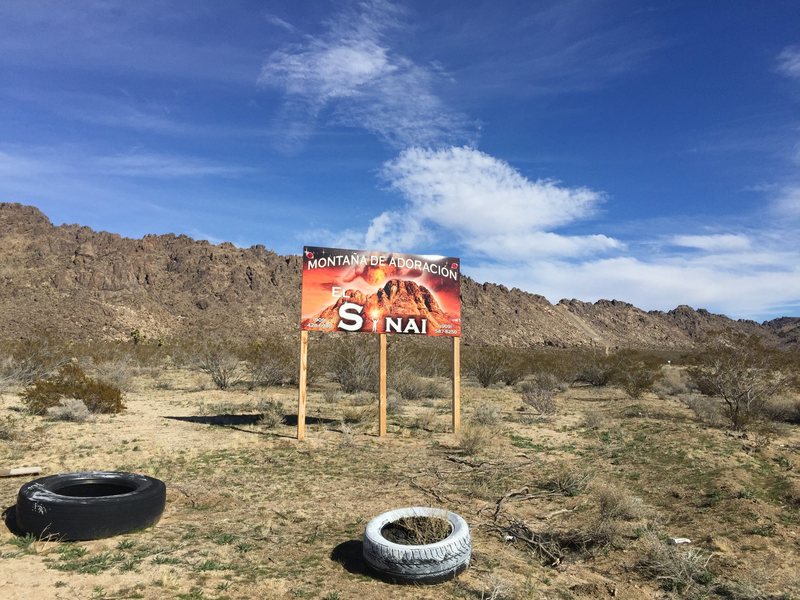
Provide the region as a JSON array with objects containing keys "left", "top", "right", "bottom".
[{"left": 668, "top": 537, "right": 691, "bottom": 545}]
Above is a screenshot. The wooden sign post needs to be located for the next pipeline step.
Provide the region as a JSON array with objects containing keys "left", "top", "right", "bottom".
[
  {"left": 297, "top": 330, "right": 308, "bottom": 441},
  {"left": 378, "top": 334, "right": 387, "bottom": 437},
  {"left": 452, "top": 336, "right": 461, "bottom": 433}
]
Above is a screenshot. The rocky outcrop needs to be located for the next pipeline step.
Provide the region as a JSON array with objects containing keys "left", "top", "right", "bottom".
[{"left": 0, "top": 203, "right": 795, "bottom": 348}]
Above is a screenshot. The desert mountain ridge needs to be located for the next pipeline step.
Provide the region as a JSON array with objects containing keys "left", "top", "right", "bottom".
[{"left": 1, "top": 202, "right": 797, "bottom": 349}]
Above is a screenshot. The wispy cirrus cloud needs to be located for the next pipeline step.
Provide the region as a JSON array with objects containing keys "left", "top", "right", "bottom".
[
  {"left": 258, "top": 0, "right": 472, "bottom": 151},
  {"left": 669, "top": 233, "right": 751, "bottom": 252},
  {"left": 0, "top": 145, "right": 253, "bottom": 180},
  {"left": 777, "top": 45, "right": 800, "bottom": 79}
]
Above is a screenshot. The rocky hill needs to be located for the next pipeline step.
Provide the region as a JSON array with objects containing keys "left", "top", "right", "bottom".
[{"left": 0, "top": 203, "right": 796, "bottom": 349}]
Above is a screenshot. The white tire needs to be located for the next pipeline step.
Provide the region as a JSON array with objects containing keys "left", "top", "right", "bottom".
[{"left": 362, "top": 507, "right": 471, "bottom": 583}]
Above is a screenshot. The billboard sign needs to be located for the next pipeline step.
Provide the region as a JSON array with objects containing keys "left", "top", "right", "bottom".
[{"left": 300, "top": 246, "right": 461, "bottom": 336}]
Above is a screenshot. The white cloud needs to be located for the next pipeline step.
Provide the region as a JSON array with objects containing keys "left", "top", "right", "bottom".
[
  {"left": 258, "top": 0, "right": 470, "bottom": 149},
  {"left": 670, "top": 233, "right": 751, "bottom": 252},
  {"left": 773, "top": 185, "right": 800, "bottom": 218},
  {"left": 334, "top": 145, "right": 618, "bottom": 260},
  {"left": 467, "top": 250, "right": 800, "bottom": 320},
  {"left": 777, "top": 45, "right": 800, "bottom": 79},
  {"left": 382, "top": 146, "right": 606, "bottom": 235}
]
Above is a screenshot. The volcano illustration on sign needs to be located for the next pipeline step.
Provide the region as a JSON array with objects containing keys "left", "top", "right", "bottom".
[{"left": 300, "top": 246, "right": 461, "bottom": 337}]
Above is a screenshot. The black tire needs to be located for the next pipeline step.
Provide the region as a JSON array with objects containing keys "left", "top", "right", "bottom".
[
  {"left": 362, "top": 507, "right": 471, "bottom": 584},
  {"left": 16, "top": 471, "right": 166, "bottom": 541}
]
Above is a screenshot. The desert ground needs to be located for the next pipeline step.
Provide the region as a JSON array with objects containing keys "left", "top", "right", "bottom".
[{"left": 1, "top": 358, "right": 799, "bottom": 600}]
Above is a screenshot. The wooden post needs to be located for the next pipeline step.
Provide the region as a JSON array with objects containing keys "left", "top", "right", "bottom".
[
  {"left": 297, "top": 330, "right": 308, "bottom": 441},
  {"left": 452, "top": 336, "right": 461, "bottom": 433},
  {"left": 378, "top": 333, "right": 387, "bottom": 437}
]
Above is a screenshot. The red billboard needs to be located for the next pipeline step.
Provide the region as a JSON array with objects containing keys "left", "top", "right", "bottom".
[{"left": 300, "top": 246, "right": 461, "bottom": 336}]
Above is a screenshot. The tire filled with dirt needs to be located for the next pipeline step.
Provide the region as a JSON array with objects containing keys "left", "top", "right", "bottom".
[
  {"left": 16, "top": 471, "right": 166, "bottom": 540},
  {"left": 362, "top": 506, "right": 471, "bottom": 583}
]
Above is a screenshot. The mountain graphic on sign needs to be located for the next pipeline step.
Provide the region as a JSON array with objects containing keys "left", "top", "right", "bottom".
[{"left": 305, "top": 279, "right": 452, "bottom": 333}]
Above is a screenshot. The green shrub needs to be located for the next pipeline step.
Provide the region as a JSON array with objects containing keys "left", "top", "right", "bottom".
[{"left": 22, "top": 363, "right": 125, "bottom": 415}]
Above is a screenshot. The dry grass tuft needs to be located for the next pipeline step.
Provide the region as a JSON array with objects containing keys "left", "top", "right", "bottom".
[
  {"left": 471, "top": 400, "right": 502, "bottom": 426},
  {"left": 457, "top": 423, "right": 495, "bottom": 456},
  {"left": 45, "top": 398, "right": 94, "bottom": 422},
  {"left": 595, "top": 484, "right": 644, "bottom": 521},
  {"left": 636, "top": 533, "right": 713, "bottom": 593}
]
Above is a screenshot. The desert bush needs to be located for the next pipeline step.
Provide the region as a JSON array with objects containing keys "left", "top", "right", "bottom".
[
  {"left": 22, "top": 363, "right": 125, "bottom": 415},
  {"left": 637, "top": 533, "right": 713, "bottom": 593},
  {"left": 652, "top": 367, "right": 694, "bottom": 398},
  {"left": 322, "top": 387, "right": 342, "bottom": 404},
  {"left": 0, "top": 355, "right": 14, "bottom": 392},
  {"left": 89, "top": 357, "right": 136, "bottom": 392},
  {"left": 521, "top": 379, "right": 557, "bottom": 415},
  {"left": 457, "top": 423, "right": 494, "bottom": 456},
  {"left": 386, "top": 390, "right": 403, "bottom": 415},
  {"left": 46, "top": 398, "right": 93, "bottom": 422},
  {"left": 0, "top": 415, "right": 19, "bottom": 441},
  {"left": 388, "top": 338, "right": 450, "bottom": 378},
  {"left": 761, "top": 396, "right": 800, "bottom": 424},
  {"left": 256, "top": 398, "right": 285, "bottom": 428},
  {"left": 595, "top": 485, "right": 643, "bottom": 520},
  {"left": 392, "top": 372, "right": 445, "bottom": 400},
  {"left": 329, "top": 337, "right": 377, "bottom": 393},
  {"left": 350, "top": 391, "right": 373, "bottom": 406},
  {"left": 466, "top": 346, "right": 519, "bottom": 388},
  {"left": 616, "top": 363, "right": 661, "bottom": 399},
  {"left": 582, "top": 410, "right": 606, "bottom": 429},
  {"left": 471, "top": 401, "right": 501, "bottom": 426},
  {"left": 574, "top": 352, "right": 617, "bottom": 386},
  {"left": 341, "top": 406, "right": 371, "bottom": 424},
  {"left": 6, "top": 337, "right": 64, "bottom": 385},
  {"left": 240, "top": 339, "right": 291, "bottom": 389},
  {"left": 688, "top": 335, "right": 794, "bottom": 430},
  {"left": 413, "top": 409, "right": 438, "bottom": 432},
  {"left": 197, "top": 343, "right": 241, "bottom": 390},
  {"left": 680, "top": 393, "right": 726, "bottom": 427},
  {"left": 545, "top": 468, "right": 593, "bottom": 497}
]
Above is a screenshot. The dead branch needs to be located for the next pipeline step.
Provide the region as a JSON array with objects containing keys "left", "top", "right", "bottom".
[
  {"left": 482, "top": 518, "right": 564, "bottom": 567},
  {"left": 408, "top": 476, "right": 451, "bottom": 504}
]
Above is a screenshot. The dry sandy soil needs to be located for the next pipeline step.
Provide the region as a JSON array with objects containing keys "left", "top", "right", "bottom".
[{"left": 1, "top": 366, "right": 799, "bottom": 600}]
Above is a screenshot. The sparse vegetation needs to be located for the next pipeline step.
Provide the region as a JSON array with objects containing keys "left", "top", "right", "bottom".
[
  {"left": 471, "top": 400, "right": 501, "bottom": 426},
  {"left": 457, "top": 422, "right": 494, "bottom": 456},
  {"left": 688, "top": 335, "right": 794, "bottom": 430},
  {"left": 22, "top": 363, "right": 124, "bottom": 415},
  {"left": 46, "top": 398, "right": 94, "bottom": 422},
  {"left": 467, "top": 346, "right": 516, "bottom": 388},
  {"left": 240, "top": 339, "right": 291, "bottom": 389},
  {"left": 196, "top": 343, "right": 241, "bottom": 390},
  {"left": 637, "top": 533, "right": 713, "bottom": 593},
  {"left": 521, "top": 378, "right": 557, "bottom": 415},
  {"left": 329, "top": 337, "right": 377, "bottom": 393},
  {"left": 1, "top": 336, "right": 798, "bottom": 599},
  {"left": 256, "top": 398, "right": 285, "bottom": 428}
]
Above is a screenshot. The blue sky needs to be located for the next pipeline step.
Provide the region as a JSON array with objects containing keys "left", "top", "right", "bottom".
[{"left": 1, "top": 1, "right": 799, "bottom": 320}]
